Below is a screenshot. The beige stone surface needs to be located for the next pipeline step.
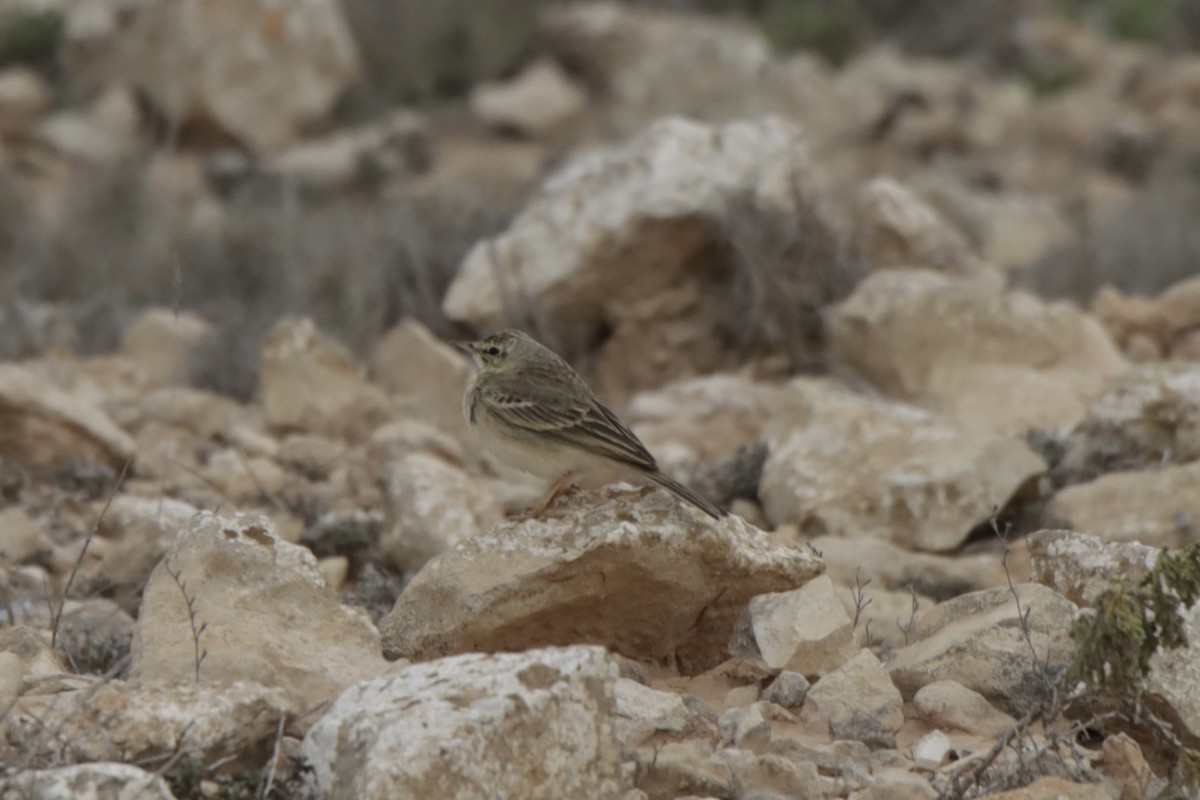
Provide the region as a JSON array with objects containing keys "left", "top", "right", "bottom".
[
  {"left": 0, "top": 652, "right": 24, "bottom": 709},
  {"left": 827, "top": 269, "right": 1127, "bottom": 432},
  {"left": 259, "top": 317, "right": 392, "bottom": 440},
  {"left": 370, "top": 319, "right": 472, "bottom": 440},
  {"left": 857, "top": 177, "right": 991, "bottom": 277},
  {"left": 1101, "top": 733, "right": 1155, "bottom": 800},
  {"left": 627, "top": 374, "right": 789, "bottom": 465},
  {"left": 850, "top": 767, "right": 938, "bottom": 800},
  {"left": 801, "top": 649, "right": 904, "bottom": 748},
  {"left": 379, "top": 451, "right": 502, "bottom": 574},
  {"left": 1047, "top": 461, "right": 1200, "bottom": 549},
  {"left": 201, "top": 448, "right": 286, "bottom": 501},
  {"left": 541, "top": 3, "right": 778, "bottom": 133},
  {"left": 92, "top": 495, "right": 201, "bottom": 601},
  {"left": 0, "top": 66, "right": 52, "bottom": 136},
  {"left": 133, "top": 387, "right": 245, "bottom": 442},
  {"left": 912, "top": 679, "right": 1017, "bottom": 738},
  {"left": 887, "top": 584, "right": 1076, "bottom": 715},
  {"left": 470, "top": 59, "right": 586, "bottom": 137},
  {"left": 132, "top": 512, "right": 387, "bottom": 714},
  {"left": 613, "top": 677, "right": 691, "bottom": 745},
  {"left": 0, "top": 625, "right": 65, "bottom": 680},
  {"left": 443, "top": 116, "right": 839, "bottom": 400},
  {"left": 1027, "top": 529, "right": 1159, "bottom": 607},
  {"left": 268, "top": 110, "right": 428, "bottom": 192},
  {"left": 120, "top": 308, "right": 213, "bottom": 387},
  {"left": 8, "top": 680, "right": 293, "bottom": 768},
  {"left": 381, "top": 486, "right": 823, "bottom": 674},
  {"left": 0, "top": 363, "right": 136, "bottom": 472},
  {"left": 761, "top": 378, "right": 1044, "bottom": 551},
  {"left": 1094, "top": 276, "right": 1200, "bottom": 357},
  {"left": 0, "top": 507, "right": 52, "bottom": 566},
  {"left": 61, "top": 0, "right": 361, "bottom": 154},
  {"left": 812, "top": 533, "right": 1008, "bottom": 601},
  {"left": 729, "top": 575, "right": 859, "bottom": 677},
  {"left": 302, "top": 646, "right": 621, "bottom": 800},
  {"left": 981, "top": 776, "right": 1111, "bottom": 799},
  {"left": 1146, "top": 601, "right": 1200, "bottom": 742},
  {"left": 0, "top": 763, "right": 178, "bottom": 800},
  {"left": 1057, "top": 362, "right": 1200, "bottom": 481}
]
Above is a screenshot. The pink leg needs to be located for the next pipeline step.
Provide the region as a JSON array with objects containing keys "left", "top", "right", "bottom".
[{"left": 531, "top": 472, "right": 573, "bottom": 516}]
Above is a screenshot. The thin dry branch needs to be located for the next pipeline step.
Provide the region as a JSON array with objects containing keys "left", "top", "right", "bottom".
[
  {"left": 50, "top": 456, "right": 132, "bottom": 649},
  {"left": 164, "top": 560, "right": 208, "bottom": 683}
]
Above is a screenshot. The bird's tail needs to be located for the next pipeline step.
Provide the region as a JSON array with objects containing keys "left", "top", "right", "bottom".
[{"left": 642, "top": 470, "right": 726, "bottom": 520}]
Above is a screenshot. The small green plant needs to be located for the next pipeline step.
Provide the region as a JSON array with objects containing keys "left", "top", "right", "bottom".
[
  {"left": 759, "top": 0, "right": 868, "bottom": 65},
  {"left": 165, "top": 755, "right": 312, "bottom": 800},
  {"left": 1051, "top": 0, "right": 1187, "bottom": 44},
  {"left": 217, "top": 769, "right": 262, "bottom": 800},
  {"left": 164, "top": 760, "right": 265, "bottom": 800},
  {"left": 1175, "top": 749, "right": 1200, "bottom": 795},
  {"left": 1066, "top": 539, "right": 1200, "bottom": 797},
  {"left": 1067, "top": 540, "right": 1200, "bottom": 692},
  {"left": 164, "top": 758, "right": 206, "bottom": 800},
  {"left": 1021, "top": 59, "right": 1089, "bottom": 99},
  {"left": 60, "top": 630, "right": 131, "bottom": 677},
  {"left": 1101, "top": 0, "right": 1184, "bottom": 42},
  {"left": 0, "top": 7, "right": 63, "bottom": 68}
]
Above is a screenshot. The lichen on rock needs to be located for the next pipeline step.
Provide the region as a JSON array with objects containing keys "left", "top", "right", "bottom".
[{"left": 1068, "top": 539, "right": 1200, "bottom": 693}]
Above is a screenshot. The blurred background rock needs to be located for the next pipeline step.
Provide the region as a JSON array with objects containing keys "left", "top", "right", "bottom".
[{"left": 0, "top": 0, "right": 1197, "bottom": 398}]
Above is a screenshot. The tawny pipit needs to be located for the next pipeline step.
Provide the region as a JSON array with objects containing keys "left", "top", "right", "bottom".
[{"left": 456, "top": 330, "right": 725, "bottom": 519}]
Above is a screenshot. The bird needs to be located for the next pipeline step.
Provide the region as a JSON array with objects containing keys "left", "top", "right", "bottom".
[{"left": 455, "top": 329, "right": 726, "bottom": 519}]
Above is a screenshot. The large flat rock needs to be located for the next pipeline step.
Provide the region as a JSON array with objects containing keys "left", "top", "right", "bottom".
[{"left": 380, "top": 486, "right": 823, "bottom": 674}]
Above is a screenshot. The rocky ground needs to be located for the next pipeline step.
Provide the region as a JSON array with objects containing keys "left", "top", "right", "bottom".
[{"left": 4, "top": 1, "right": 1200, "bottom": 799}]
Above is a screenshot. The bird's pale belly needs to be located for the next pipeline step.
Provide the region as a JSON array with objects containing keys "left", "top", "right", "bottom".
[{"left": 473, "top": 411, "right": 603, "bottom": 480}]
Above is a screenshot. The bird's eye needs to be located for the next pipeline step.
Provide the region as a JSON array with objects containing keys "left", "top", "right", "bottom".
[{"left": 486, "top": 346, "right": 501, "bottom": 356}]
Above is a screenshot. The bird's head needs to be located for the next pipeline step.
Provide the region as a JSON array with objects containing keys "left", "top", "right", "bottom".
[{"left": 454, "top": 329, "right": 535, "bottom": 373}]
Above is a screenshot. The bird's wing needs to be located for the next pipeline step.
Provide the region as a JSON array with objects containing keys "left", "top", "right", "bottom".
[{"left": 479, "top": 382, "right": 658, "bottom": 471}]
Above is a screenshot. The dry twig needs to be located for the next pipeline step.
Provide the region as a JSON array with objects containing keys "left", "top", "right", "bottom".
[
  {"left": 164, "top": 560, "right": 208, "bottom": 683},
  {"left": 50, "top": 456, "right": 132, "bottom": 649}
]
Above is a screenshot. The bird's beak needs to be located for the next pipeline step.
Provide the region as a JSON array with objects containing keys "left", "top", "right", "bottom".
[{"left": 453, "top": 340, "right": 476, "bottom": 356}]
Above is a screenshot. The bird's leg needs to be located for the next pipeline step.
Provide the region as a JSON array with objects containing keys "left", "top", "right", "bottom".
[{"left": 531, "top": 472, "right": 573, "bottom": 516}]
